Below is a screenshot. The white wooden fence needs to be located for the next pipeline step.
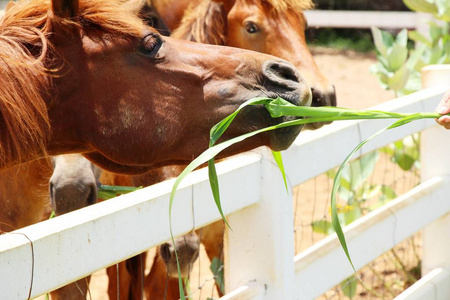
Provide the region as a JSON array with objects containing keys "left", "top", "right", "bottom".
[
  {"left": 0, "top": 67, "right": 449, "bottom": 299},
  {"left": 303, "top": 10, "right": 434, "bottom": 36},
  {"left": 304, "top": 10, "right": 421, "bottom": 29}
]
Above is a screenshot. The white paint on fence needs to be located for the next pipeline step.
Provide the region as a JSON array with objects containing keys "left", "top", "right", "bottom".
[
  {"left": 304, "top": 10, "right": 419, "bottom": 29},
  {"left": 294, "top": 176, "right": 450, "bottom": 299},
  {"left": 0, "top": 153, "right": 263, "bottom": 299},
  {"left": 224, "top": 150, "right": 295, "bottom": 299},
  {"left": 394, "top": 268, "right": 450, "bottom": 300}
]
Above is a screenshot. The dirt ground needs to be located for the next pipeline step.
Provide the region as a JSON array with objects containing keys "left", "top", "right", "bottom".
[
  {"left": 39, "top": 48, "right": 399, "bottom": 300},
  {"left": 311, "top": 47, "right": 395, "bottom": 109}
]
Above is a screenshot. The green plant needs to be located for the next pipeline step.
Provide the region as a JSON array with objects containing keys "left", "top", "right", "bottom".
[
  {"left": 312, "top": 152, "right": 385, "bottom": 235},
  {"left": 312, "top": 134, "right": 421, "bottom": 298},
  {"left": 371, "top": 0, "right": 450, "bottom": 96},
  {"left": 403, "top": 0, "right": 450, "bottom": 21},
  {"left": 168, "top": 97, "right": 445, "bottom": 291},
  {"left": 370, "top": 27, "right": 423, "bottom": 96}
]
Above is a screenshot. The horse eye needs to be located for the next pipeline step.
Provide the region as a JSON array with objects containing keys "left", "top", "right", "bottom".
[
  {"left": 244, "top": 21, "right": 259, "bottom": 34},
  {"left": 139, "top": 33, "right": 162, "bottom": 57}
]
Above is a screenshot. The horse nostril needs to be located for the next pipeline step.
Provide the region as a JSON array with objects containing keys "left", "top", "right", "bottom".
[
  {"left": 263, "top": 60, "right": 300, "bottom": 84},
  {"left": 160, "top": 243, "right": 172, "bottom": 263},
  {"left": 86, "top": 183, "right": 98, "bottom": 206},
  {"left": 49, "top": 182, "right": 55, "bottom": 207}
]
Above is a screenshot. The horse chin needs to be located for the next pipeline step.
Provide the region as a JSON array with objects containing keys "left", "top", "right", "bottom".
[
  {"left": 83, "top": 152, "right": 153, "bottom": 175},
  {"left": 304, "top": 121, "right": 330, "bottom": 130},
  {"left": 268, "top": 120, "right": 304, "bottom": 151}
]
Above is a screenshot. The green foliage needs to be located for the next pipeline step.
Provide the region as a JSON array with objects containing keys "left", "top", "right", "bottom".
[
  {"left": 341, "top": 275, "right": 358, "bottom": 299},
  {"left": 371, "top": 0, "right": 450, "bottom": 96},
  {"left": 210, "top": 257, "right": 225, "bottom": 294},
  {"left": 308, "top": 28, "right": 375, "bottom": 52},
  {"left": 324, "top": 152, "right": 381, "bottom": 227},
  {"left": 370, "top": 27, "right": 422, "bottom": 96},
  {"left": 380, "top": 134, "right": 420, "bottom": 172},
  {"left": 312, "top": 219, "right": 335, "bottom": 235},
  {"left": 404, "top": 0, "right": 450, "bottom": 21}
]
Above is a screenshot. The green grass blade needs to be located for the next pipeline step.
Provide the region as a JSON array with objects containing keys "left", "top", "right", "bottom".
[
  {"left": 272, "top": 151, "right": 288, "bottom": 192},
  {"left": 168, "top": 96, "right": 445, "bottom": 297},
  {"left": 330, "top": 115, "right": 420, "bottom": 274},
  {"left": 210, "top": 97, "right": 274, "bottom": 145},
  {"left": 208, "top": 158, "right": 231, "bottom": 228},
  {"left": 98, "top": 185, "right": 142, "bottom": 200}
]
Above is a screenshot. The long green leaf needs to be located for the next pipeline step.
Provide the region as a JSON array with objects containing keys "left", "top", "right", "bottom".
[
  {"left": 168, "top": 96, "right": 445, "bottom": 296},
  {"left": 98, "top": 185, "right": 142, "bottom": 200},
  {"left": 272, "top": 151, "right": 288, "bottom": 192}
]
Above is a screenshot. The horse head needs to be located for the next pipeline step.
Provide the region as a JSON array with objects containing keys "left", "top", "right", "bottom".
[
  {"left": 0, "top": 0, "right": 311, "bottom": 172},
  {"left": 173, "top": 0, "right": 337, "bottom": 129},
  {"left": 49, "top": 154, "right": 101, "bottom": 215},
  {"left": 159, "top": 231, "right": 200, "bottom": 277}
]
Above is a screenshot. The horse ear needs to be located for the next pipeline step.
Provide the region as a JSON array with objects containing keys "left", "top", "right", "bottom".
[
  {"left": 52, "top": 0, "right": 79, "bottom": 18},
  {"left": 172, "top": 0, "right": 227, "bottom": 45}
]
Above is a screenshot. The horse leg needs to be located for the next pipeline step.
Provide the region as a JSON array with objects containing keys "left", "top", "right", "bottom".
[
  {"left": 106, "top": 262, "right": 131, "bottom": 300},
  {"left": 196, "top": 220, "right": 225, "bottom": 296},
  {"left": 49, "top": 276, "right": 91, "bottom": 300},
  {"left": 126, "top": 252, "right": 147, "bottom": 300}
]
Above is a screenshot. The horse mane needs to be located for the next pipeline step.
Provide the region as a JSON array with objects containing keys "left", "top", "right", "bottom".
[
  {"left": 172, "top": 0, "right": 313, "bottom": 44},
  {"left": 172, "top": 0, "right": 226, "bottom": 44},
  {"left": 0, "top": 0, "right": 144, "bottom": 167}
]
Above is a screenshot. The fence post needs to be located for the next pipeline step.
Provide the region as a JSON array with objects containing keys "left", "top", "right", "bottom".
[
  {"left": 223, "top": 148, "right": 294, "bottom": 299},
  {"left": 420, "top": 65, "right": 450, "bottom": 276}
]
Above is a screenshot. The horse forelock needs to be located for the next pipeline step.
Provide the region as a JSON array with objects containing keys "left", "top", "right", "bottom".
[{"left": 0, "top": 0, "right": 145, "bottom": 167}]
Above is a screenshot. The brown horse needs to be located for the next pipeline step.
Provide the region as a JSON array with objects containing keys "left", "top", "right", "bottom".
[
  {"left": 155, "top": 0, "right": 336, "bottom": 127},
  {"left": 0, "top": 0, "right": 310, "bottom": 173},
  {"left": 1, "top": 0, "right": 308, "bottom": 297}
]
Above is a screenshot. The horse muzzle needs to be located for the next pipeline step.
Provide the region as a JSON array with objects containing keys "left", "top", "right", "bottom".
[
  {"left": 304, "top": 85, "right": 337, "bottom": 130},
  {"left": 260, "top": 60, "right": 312, "bottom": 151}
]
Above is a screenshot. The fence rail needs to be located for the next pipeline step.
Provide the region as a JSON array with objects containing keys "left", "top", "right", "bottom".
[{"left": 304, "top": 10, "right": 420, "bottom": 29}]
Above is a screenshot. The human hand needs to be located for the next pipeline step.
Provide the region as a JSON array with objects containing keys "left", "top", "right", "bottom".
[{"left": 435, "top": 89, "right": 450, "bottom": 129}]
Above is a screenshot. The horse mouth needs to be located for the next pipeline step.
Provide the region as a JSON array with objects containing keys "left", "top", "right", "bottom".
[
  {"left": 266, "top": 91, "right": 311, "bottom": 151},
  {"left": 304, "top": 87, "right": 337, "bottom": 130}
]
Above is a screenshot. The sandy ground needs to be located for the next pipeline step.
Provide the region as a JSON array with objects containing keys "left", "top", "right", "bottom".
[
  {"left": 38, "top": 48, "right": 400, "bottom": 300},
  {"left": 311, "top": 47, "right": 395, "bottom": 109}
]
